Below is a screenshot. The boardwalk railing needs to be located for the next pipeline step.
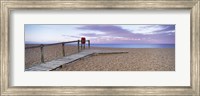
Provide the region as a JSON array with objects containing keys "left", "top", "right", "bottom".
[{"left": 25, "top": 40, "right": 90, "bottom": 63}]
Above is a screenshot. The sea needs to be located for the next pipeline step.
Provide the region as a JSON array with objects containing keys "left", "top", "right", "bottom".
[
  {"left": 25, "top": 43, "right": 175, "bottom": 48},
  {"left": 90, "top": 44, "right": 175, "bottom": 48}
]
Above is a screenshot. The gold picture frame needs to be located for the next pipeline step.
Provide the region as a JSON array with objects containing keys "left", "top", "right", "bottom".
[{"left": 1, "top": 0, "right": 199, "bottom": 95}]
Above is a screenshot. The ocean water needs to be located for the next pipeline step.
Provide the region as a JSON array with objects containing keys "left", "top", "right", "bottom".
[{"left": 90, "top": 44, "right": 175, "bottom": 48}]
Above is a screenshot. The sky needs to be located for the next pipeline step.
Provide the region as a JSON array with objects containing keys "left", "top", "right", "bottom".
[{"left": 25, "top": 24, "right": 175, "bottom": 44}]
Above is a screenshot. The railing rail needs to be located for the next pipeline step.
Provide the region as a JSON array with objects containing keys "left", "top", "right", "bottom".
[
  {"left": 25, "top": 40, "right": 79, "bottom": 49},
  {"left": 25, "top": 40, "right": 90, "bottom": 63}
]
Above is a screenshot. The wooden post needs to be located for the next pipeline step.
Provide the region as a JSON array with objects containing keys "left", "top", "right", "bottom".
[
  {"left": 62, "top": 43, "right": 65, "bottom": 56},
  {"left": 40, "top": 44, "right": 44, "bottom": 63},
  {"left": 88, "top": 40, "right": 90, "bottom": 49},
  {"left": 81, "top": 42, "right": 82, "bottom": 50},
  {"left": 78, "top": 40, "right": 80, "bottom": 52}
]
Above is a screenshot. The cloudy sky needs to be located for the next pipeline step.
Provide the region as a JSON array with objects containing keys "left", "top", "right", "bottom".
[{"left": 25, "top": 24, "right": 175, "bottom": 44}]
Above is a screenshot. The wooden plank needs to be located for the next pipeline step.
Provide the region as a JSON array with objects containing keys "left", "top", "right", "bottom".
[
  {"left": 96, "top": 50, "right": 128, "bottom": 54},
  {"left": 25, "top": 45, "right": 41, "bottom": 49},
  {"left": 25, "top": 65, "right": 51, "bottom": 71},
  {"left": 25, "top": 40, "right": 78, "bottom": 49},
  {"left": 25, "top": 49, "right": 128, "bottom": 71}
]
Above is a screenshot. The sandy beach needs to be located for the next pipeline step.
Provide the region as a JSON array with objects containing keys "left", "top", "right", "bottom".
[
  {"left": 25, "top": 44, "right": 175, "bottom": 71},
  {"left": 57, "top": 47, "right": 175, "bottom": 71}
]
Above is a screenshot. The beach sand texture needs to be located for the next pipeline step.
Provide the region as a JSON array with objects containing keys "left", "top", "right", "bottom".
[
  {"left": 25, "top": 44, "right": 175, "bottom": 71},
  {"left": 25, "top": 44, "right": 79, "bottom": 68},
  {"left": 57, "top": 47, "right": 175, "bottom": 71}
]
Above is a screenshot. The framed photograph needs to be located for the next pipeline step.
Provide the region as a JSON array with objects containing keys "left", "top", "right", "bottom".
[
  {"left": 25, "top": 24, "right": 176, "bottom": 71},
  {"left": 1, "top": 0, "right": 199, "bottom": 95}
]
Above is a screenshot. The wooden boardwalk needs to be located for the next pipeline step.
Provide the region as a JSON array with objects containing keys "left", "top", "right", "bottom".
[{"left": 25, "top": 49, "right": 128, "bottom": 71}]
